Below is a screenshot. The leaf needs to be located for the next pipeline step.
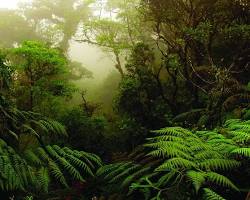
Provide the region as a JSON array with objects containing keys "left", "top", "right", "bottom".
[
  {"left": 206, "top": 172, "right": 239, "bottom": 191},
  {"left": 203, "top": 188, "right": 226, "bottom": 200},
  {"left": 199, "top": 159, "right": 240, "bottom": 171},
  {"left": 186, "top": 170, "right": 206, "bottom": 193},
  {"left": 231, "top": 148, "right": 250, "bottom": 157}
]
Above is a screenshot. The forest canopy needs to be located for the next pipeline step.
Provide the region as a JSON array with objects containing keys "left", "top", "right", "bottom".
[{"left": 0, "top": 0, "right": 249, "bottom": 199}]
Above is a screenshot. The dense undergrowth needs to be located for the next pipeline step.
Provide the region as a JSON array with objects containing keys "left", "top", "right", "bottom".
[
  {"left": 0, "top": 0, "right": 249, "bottom": 199},
  {"left": 97, "top": 119, "right": 250, "bottom": 200}
]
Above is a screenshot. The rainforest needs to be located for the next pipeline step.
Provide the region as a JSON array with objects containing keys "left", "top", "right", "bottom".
[{"left": 0, "top": 0, "right": 249, "bottom": 199}]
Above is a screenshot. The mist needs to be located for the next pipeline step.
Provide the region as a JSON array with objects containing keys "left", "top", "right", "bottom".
[
  {"left": 69, "top": 41, "right": 114, "bottom": 81},
  {"left": 0, "top": 0, "right": 249, "bottom": 199},
  {"left": 0, "top": 0, "right": 124, "bottom": 111}
]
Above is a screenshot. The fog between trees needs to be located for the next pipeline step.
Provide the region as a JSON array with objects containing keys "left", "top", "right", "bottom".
[{"left": 0, "top": 0, "right": 249, "bottom": 199}]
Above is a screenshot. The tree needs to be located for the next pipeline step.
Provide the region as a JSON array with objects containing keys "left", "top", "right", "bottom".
[
  {"left": 139, "top": 0, "right": 250, "bottom": 127},
  {"left": 20, "top": 0, "right": 93, "bottom": 51},
  {"left": 116, "top": 43, "right": 172, "bottom": 129},
  {"left": 10, "top": 41, "right": 74, "bottom": 113},
  {"left": 0, "top": 52, "right": 102, "bottom": 198},
  {"left": 61, "top": 107, "right": 106, "bottom": 154},
  {"left": 77, "top": 0, "right": 148, "bottom": 77},
  {"left": 0, "top": 10, "right": 37, "bottom": 47}
]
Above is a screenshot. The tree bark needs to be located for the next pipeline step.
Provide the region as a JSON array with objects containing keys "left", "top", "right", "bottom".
[{"left": 114, "top": 51, "right": 124, "bottom": 77}]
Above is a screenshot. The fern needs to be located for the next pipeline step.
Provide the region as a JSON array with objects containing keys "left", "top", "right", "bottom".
[
  {"left": 203, "top": 188, "right": 226, "bottom": 200},
  {"left": 156, "top": 170, "right": 177, "bottom": 188},
  {"left": 0, "top": 106, "right": 101, "bottom": 193},
  {"left": 0, "top": 142, "right": 101, "bottom": 192},
  {"left": 97, "top": 149, "right": 156, "bottom": 193},
  {"left": 24, "top": 150, "right": 43, "bottom": 166},
  {"left": 97, "top": 163, "right": 123, "bottom": 177},
  {"left": 96, "top": 119, "right": 250, "bottom": 199},
  {"left": 121, "top": 166, "right": 151, "bottom": 187},
  {"left": 199, "top": 159, "right": 240, "bottom": 171},
  {"left": 157, "top": 157, "right": 197, "bottom": 170},
  {"left": 48, "top": 161, "right": 68, "bottom": 188},
  {"left": 186, "top": 170, "right": 206, "bottom": 193},
  {"left": 37, "top": 167, "right": 50, "bottom": 193},
  {"left": 109, "top": 164, "right": 141, "bottom": 183},
  {"left": 206, "top": 172, "right": 239, "bottom": 191},
  {"left": 0, "top": 53, "right": 105, "bottom": 195},
  {"left": 0, "top": 141, "right": 31, "bottom": 191},
  {"left": 104, "top": 162, "right": 133, "bottom": 181},
  {"left": 152, "top": 127, "right": 194, "bottom": 137},
  {"left": 231, "top": 148, "right": 250, "bottom": 157}
]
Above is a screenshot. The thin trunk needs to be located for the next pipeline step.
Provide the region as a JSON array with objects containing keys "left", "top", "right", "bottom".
[
  {"left": 114, "top": 51, "right": 124, "bottom": 77},
  {"left": 27, "top": 66, "right": 34, "bottom": 111},
  {"left": 125, "top": 14, "right": 135, "bottom": 47}
]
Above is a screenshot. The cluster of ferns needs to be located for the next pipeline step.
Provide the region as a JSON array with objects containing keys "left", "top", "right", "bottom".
[{"left": 0, "top": 97, "right": 249, "bottom": 199}]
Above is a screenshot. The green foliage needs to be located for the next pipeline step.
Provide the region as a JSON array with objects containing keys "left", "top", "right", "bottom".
[
  {"left": 0, "top": 50, "right": 12, "bottom": 92},
  {"left": 0, "top": 97, "right": 67, "bottom": 142},
  {"left": 203, "top": 188, "right": 226, "bottom": 200},
  {"left": 61, "top": 108, "right": 107, "bottom": 154},
  {"left": 184, "top": 21, "right": 213, "bottom": 43},
  {"left": 10, "top": 41, "right": 75, "bottom": 114},
  {"left": 96, "top": 148, "right": 155, "bottom": 198},
  {"left": 0, "top": 139, "right": 101, "bottom": 192},
  {"left": 231, "top": 148, "right": 250, "bottom": 157},
  {"left": 0, "top": 42, "right": 102, "bottom": 199},
  {"left": 0, "top": 85, "right": 101, "bottom": 195},
  {"left": 0, "top": 0, "right": 250, "bottom": 199},
  {"left": 98, "top": 119, "right": 250, "bottom": 199},
  {"left": 115, "top": 43, "right": 170, "bottom": 129},
  {"left": 0, "top": 139, "right": 31, "bottom": 191},
  {"left": 21, "top": 0, "right": 93, "bottom": 50}
]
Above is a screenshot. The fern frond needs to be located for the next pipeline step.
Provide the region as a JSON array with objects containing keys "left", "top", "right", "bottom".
[
  {"left": 147, "top": 147, "right": 191, "bottom": 159},
  {"left": 224, "top": 119, "right": 241, "bottom": 127},
  {"left": 24, "top": 150, "right": 43, "bottom": 166},
  {"left": 146, "top": 141, "right": 190, "bottom": 152},
  {"left": 48, "top": 161, "right": 68, "bottom": 188},
  {"left": 79, "top": 151, "right": 102, "bottom": 167},
  {"left": 203, "top": 188, "right": 226, "bottom": 200},
  {"left": 97, "top": 163, "right": 123, "bottom": 177},
  {"left": 121, "top": 166, "right": 151, "bottom": 187},
  {"left": 194, "top": 150, "right": 223, "bottom": 160},
  {"left": 52, "top": 145, "right": 94, "bottom": 177},
  {"left": 152, "top": 127, "right": 194, "bottom": 137},
  {"left": 206, "top": 172, "right": 239, "bottom": 191},
  {"left": 156, "top": 157, "right": 196, "bottom": 171},
  {"left": 147, "top": 135, "right": 184, "bottom": 142},
  {"left": 37, "top": 167, "right": 50, "bottom": 193},
  {"left": 231, "top": 148, "right": 250, "bottom": 157},
  {"left": 156, "top": 170, "right": 178, "bottom": 187},
  {"left": 199, "top": 159, "right": 240, "bottom": 171},
  {"left": 40, "top": 119, "right": 67, "bottom": 136},
  {"left": 22, "top": 124, "right": 40, "bottom": 138},
  {"left": 104, "top": 162, "right": 132, "bottom": 180},
  {"left": 230, "top": 131, "right": 250, "bottom": 143},
  {"left": 36, "top": 147, "right": 50, "bottom": 162},
  {"left": 109, "top": 164, "right": 141, "bottom": 183},
  {"left": 46, "top": 146, "right": 84, "bottom": 181},
  {"left": 186, "top": 170, "right": 206, "bottom": 193}
]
